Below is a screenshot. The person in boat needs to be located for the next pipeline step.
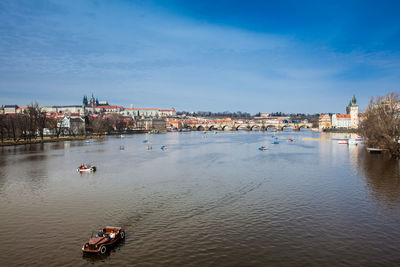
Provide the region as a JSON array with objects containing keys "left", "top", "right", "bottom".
[
  {"left": 80, "top": 163, "right": 87, "bottom": 169},
  {"left": 97, "top": 230, "right": 104, "bottom": 238},
  {"left": 110, "top": 232, "right": 116, "bottom": 239}
]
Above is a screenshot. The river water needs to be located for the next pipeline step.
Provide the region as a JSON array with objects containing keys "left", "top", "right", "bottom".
[{"left": 0, "top": 131, "right": 399, "bottom": 266}]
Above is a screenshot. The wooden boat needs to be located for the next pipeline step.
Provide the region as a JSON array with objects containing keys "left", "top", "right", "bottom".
[
  {"left": 77, "top": 164, "right": 96, "bottom": 172},
  {"left": 366, "top": 148, "right": 385, "bottom": 154},
  {"left": 82, "top": 226, "right": 125, "bottom": 254}
]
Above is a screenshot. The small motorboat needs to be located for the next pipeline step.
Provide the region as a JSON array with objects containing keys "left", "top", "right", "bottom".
[
  {"left": 258, "top": 146, "right": 268, "bottom": 151},
  {"left": 338, "top": 140, "right": 348, "bottom": 144},
  {"left": 288, "top": 138, "right": 294, "bottom": 142},
  {"left": 82, "top": 226, "right": 125, "bottom": 254},
  {"left": 272, "top": 141, "right": 279, "bottom": 144},
  {"left": 120, "top": 145, "right": 125, "bottom": 150},
  {"left": 161, "top": 145, "right": 167, "bottom": 150},
  {"left": 77, "top": 164, "right": 96, "bottom": 172},
  {"left": 143, "top": 140, "right": 148, "bottom": 143},
  {"left": 348, "top": 139, "right": 357, "bottom": 145}
]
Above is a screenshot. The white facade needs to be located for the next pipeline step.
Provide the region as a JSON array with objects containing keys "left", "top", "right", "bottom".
[
  {"left": 159, "top": 108, "right": 176, "bottom": 117},
  {"left": 43, "top": 106, "right": 83, "bottom": 114},
  {"left": 4, "top": 105, "right": 19, "bottom": 114},
  {"left": 332, "top": 114, "right": 351, "bottom": 128}
]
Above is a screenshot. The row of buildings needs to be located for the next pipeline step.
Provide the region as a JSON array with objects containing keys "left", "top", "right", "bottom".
[
  {"left": 319, "top": 96, "right": 360, "bottom": 130},
  {"left": 0, "top": 94, "right": 176, "bottom": 119}
]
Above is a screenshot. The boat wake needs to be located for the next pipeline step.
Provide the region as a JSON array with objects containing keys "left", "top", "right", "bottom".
[{"left": 120, "top": 180, "right": 263, "bottom": 241}]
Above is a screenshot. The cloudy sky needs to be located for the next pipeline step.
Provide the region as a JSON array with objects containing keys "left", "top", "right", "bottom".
[{"left": 0, "top": 0, "right": 399, "bottom": 113}]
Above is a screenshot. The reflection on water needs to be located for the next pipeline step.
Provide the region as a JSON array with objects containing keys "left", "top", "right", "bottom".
[
  {"left": 0, "top": 132, "right": 400, "bottom": 266},
  {"left": 356, "top": 149, "right": 400, "bottom": 208}
]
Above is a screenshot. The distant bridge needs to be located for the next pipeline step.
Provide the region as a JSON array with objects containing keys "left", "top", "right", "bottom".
[{"left": 188, "top": 122, "right": 312, "bottom": 131}]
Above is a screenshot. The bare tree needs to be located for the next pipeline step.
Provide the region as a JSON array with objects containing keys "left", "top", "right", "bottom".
[
  {"left": 6, "top": 115, "right": 20, "bottom": 142},
  {"left": 32, "top": 102, "right": 46, "bottom": 140},
  {"left": 359, "top": 92, "right": 400, "bottom": 158},
  {"left": 0, "top": 115, "right": 6, "bottom": 143},
  {"left": 88, "top": 115, "right": 107, "bottom": 134},
  {"left": 110, "top": 114, "right": 125, "bottom": 131}
]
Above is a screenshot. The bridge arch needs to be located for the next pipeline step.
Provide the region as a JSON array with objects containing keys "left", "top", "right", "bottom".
[
  {"left": 296, "top": 124, "right": 311, "bottom": 131},
  {"left": 236, "top": 125, "right": 249, "bottom": 131},
  {"left": 265, "top": 125, "right": 278, "bottom": 131},
  {"left": 208, "top": 125, "right": 218, "bottom": 131},
  {"left": 197, "top": 125, "right": 205, "bottom": 131},
  {"left": 250, "top": 125, "right": 261, "bottom": 131},
  {"left": 222, "top": 125, "right": 232, "bottom": 131},
  {"left": 281, "top": 125, "right": 294, "bottom": 131}
]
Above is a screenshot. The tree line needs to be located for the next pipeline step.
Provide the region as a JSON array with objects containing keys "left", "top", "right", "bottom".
[
  {"left": 0, "top": 104, "right": 135, "bottom": 143},
  {"left": 0, "top": 103, "right": 47, "bottom": 142}
]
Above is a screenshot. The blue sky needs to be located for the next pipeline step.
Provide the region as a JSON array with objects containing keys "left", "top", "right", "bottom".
[{"left": 0, "top": 0, "right": 399, "bottom": 113}]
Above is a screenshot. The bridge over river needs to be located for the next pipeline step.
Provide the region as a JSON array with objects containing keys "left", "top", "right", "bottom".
[{"left": 188, "top": 122, "right": 313, "bottom": 131}]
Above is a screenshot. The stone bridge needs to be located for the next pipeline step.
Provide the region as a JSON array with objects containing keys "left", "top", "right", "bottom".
[{"left": 189, "top": 122, "right": 313, "bottom": 131}]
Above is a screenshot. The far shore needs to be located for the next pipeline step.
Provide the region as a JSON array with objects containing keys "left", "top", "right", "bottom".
[
  {"left": 0, "top": 136, "right": 104, "bottom": 147},
  {"left": 322, "top": 128, "right": 358, "bottom": 133}
]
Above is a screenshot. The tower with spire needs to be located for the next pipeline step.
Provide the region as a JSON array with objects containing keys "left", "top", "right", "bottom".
[
  {"left": 349, "top": 94, "right": 359, "bottom": 129},
  {"left": 89, "top": 93, "right": 96, "bottom": 107},
  {"left": 82, "top": 95, "right": 88, "bottom": 107}
]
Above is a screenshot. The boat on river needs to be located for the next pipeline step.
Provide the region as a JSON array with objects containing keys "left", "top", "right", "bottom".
[
  {"left": 338, "top": 140, "right": 348, "bottom": 144},
  {"left": 82, "top": 226, "right": 125, "bottom": 254},
  {"left": 366, "top": 148, "right": 386, "bottom": 154},
  {"left": 77, "top": 164, "right": 96, "bottom": 172},
  {"left": 348, "top": 139, "right": 357, "bottom": 145},
  {"left": 258, "top": 146, "right": 268, "bottom": 151}
]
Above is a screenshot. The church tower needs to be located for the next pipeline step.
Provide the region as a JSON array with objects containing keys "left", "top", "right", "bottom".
[
  {"left": 350, "top": 95, "right": 359, "bottom": 129},
  {"left": 89, "top": 93, "right": 95, "bottom": 107}
]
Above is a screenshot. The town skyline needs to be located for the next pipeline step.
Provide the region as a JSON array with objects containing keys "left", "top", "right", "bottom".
[
  {"left": 1, "top": 0, "right": 399, "bottom": 113},
  {"left": 1, "top": 92, "right": 363, "bottom": 115}
]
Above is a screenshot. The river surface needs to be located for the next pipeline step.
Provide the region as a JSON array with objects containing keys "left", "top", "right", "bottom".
[{"left": 1, "top": 131, "right": 400, "bottom": 266}]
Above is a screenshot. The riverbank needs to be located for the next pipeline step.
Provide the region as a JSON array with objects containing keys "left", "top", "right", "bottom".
[
  {"left": 0, "top": 136, "right": 104, "bottom": 147},
  {"left": 322, "top": 128, "right": 358, "bottom": 133}
]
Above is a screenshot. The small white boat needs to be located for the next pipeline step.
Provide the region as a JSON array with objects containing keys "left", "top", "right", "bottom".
[
  {"left": 77, "top": 165, "right": 96, "bottom": 172},
  {"left": 338, "top": 140, "right": 348, "bottom": 144},
  {"left": 348, "top": 139, "right": 357, "bottom": 145}
]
